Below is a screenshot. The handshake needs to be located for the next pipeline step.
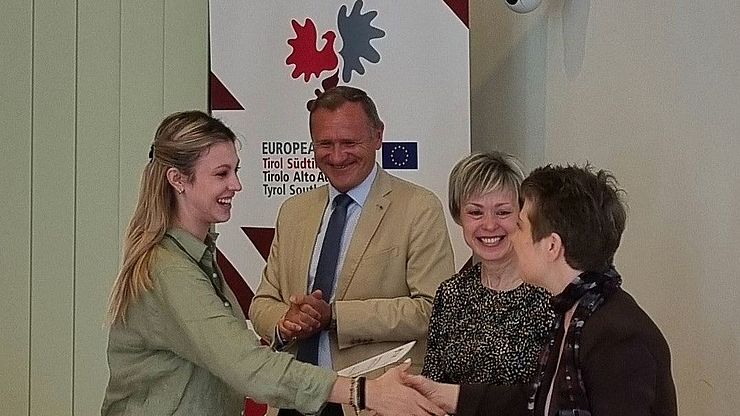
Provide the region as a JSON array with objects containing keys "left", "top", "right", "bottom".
[
  {"left": 278, "top": 290, "right": 458, "bottom": 416},
  {"left": 358, "top": 360, "right": 458, "bottom": 416}
]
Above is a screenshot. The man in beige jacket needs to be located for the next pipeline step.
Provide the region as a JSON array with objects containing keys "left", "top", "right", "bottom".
[{"left": 249, "top": 86, "right": 454, "bottom": 415}]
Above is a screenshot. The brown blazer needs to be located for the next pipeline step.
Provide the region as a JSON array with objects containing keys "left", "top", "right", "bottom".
[{"left": 249, "top": 168, "right": 455, "bottom": 374}]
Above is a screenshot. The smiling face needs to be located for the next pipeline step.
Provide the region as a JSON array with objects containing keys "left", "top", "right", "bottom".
[
  {"left": 175, "top": 140, "right": 242, "bottom": 238},
  {"left": 310, "top": 101, "right": 382, "bottom": 192},
  {"left": 460, "top": 187, "right": 519, "bottom": 264}
]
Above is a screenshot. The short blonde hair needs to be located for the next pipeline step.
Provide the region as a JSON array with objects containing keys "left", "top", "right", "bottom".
[{"left": 448, "top": 151, "right": 526, "bottom": 224}]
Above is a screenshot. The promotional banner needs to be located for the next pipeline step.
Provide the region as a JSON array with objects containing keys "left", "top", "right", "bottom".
[{"left": 210, "top": 0, "right": 470, "bottom": 306}]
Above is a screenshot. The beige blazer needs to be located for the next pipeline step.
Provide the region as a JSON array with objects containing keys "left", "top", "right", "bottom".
[{"left": 249, "top": 168, "right": 455, "bottom": 374}]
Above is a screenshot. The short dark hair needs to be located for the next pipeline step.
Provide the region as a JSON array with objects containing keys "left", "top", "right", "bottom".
[
  {"left": 520, "top": 164, "right": 627, "bottom": 272},
  {"left": 308, "top": 86, "right": 383, "bottom": 130}
]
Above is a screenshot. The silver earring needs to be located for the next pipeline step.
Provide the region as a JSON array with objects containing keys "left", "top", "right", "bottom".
[{"left": 177, "top": 188, "right": 184, "bottom": 194}]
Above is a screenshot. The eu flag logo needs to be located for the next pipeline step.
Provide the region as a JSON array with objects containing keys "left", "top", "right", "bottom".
[{"left": 382, "top": 142, "right": 418, "bottom": 169}]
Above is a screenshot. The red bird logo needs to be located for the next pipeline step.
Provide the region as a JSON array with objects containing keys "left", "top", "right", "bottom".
[{"left": 285, "top": 19, "right": 338, "bottom": 82}]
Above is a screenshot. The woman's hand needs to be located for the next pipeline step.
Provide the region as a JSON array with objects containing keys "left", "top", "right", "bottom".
[
  {"left": 400, "top": 371, "right": 459, "bottom": 415},
  {"left": 365, "top": 361, "right": 448, "bottom": 416}
]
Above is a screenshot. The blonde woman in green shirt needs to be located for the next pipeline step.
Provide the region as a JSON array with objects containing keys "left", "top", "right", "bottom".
[{"left": 102, "top": 111, "right": 443, "bottom": 416}]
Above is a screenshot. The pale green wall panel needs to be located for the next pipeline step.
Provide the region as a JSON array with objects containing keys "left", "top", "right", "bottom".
[
  {"left": 119, "top": 0, "right": 166, "bottom": 237},
  {"left": 30, "top": 0, "right": 77, "bottom": 414},
  {"left": 4, "top": 0, "right": 208, "bottom": 412},
  {"left": 0, "top": 1, "right": 33, "bottom": 414},
  {"left": 163, "top": 0, "right": 209, "bottom": 112},
  {"left": 74, "top": 0, "right": 122, "bottom": 414}
]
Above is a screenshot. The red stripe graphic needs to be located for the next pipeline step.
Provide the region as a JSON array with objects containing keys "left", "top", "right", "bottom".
[
  {"left": 443, "top": 0, "right": 469, "bottom": 27},
  {"left": 209, "top": 71, "right": 245, "bottom": 110},
  {"left": 241, "top": 226, "right": 276, "bottom": 261}
]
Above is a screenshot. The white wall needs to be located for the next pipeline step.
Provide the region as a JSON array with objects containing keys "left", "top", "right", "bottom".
[{"left": 471, "top": 1, "right": 740, "bottom": 414}]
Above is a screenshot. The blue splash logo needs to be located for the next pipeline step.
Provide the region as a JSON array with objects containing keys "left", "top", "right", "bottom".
[{"left": 286, "top": 0, "right": 385, "bottom": 90}]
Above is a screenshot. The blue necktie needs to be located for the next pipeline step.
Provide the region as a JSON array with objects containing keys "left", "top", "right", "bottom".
[
  {"left": 281, "top": 194, "right": 353, "bottom": 416},
  {"left": 296, "top": 193, "right": 353, "bottom": 365}
]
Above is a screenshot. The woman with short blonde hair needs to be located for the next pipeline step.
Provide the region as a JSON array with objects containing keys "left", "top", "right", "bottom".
[{"left": 422, "top": 151, "right": 554, "bottom": 385}]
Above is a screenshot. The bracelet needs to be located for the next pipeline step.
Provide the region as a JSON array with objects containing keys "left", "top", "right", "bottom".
[
  {"left": 349, "top": 376, "right": 367, "bottom": 414},
  {"left": 349, "top": 377, "right": 359, "bottom": 415},
  {"left": 357, "top": 376, "right": 366, "bottom": 411}
]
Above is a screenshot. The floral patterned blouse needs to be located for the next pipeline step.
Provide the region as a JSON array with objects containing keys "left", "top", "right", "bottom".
[{"left": 422, "top": 263, "right": 555, "bottom": 384}]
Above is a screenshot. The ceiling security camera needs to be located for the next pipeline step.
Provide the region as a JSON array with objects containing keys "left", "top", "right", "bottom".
[{"left": 504, "top": 0, "right": 542, "bottom": 13}]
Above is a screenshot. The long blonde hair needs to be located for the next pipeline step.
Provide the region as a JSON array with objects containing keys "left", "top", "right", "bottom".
[{"left": 107, "top": 111, "right": 237, "bottom": 324}]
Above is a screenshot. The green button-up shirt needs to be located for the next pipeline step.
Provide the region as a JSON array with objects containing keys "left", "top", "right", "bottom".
[{"left": 102, "top": 228, "right": 336, "bottom": 415}]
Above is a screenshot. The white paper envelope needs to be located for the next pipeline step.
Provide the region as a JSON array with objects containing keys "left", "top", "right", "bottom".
[{"left": 336, "top": 341, "right": 416, "bottom": 377}]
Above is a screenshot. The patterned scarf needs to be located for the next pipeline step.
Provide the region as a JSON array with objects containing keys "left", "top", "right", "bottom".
[{"left": 527, "top": 266, "right": 622, "bottom": 416}]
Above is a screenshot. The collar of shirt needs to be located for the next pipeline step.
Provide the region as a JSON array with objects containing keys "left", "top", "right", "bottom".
[
  {"left": 327, "top": 163, "right": 378, "bottom": 208},
  {"left": 165, "top": 227, "right": 219, "bottom": 266}
]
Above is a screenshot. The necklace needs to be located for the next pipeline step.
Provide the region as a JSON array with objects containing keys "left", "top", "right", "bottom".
[{"left": 481, "top": 265, "right": 522, "bottom": 292}]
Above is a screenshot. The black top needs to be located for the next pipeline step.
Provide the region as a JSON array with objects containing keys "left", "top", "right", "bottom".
[{"left": 422, "top": 263, "right": 554, "bottom": 384}]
